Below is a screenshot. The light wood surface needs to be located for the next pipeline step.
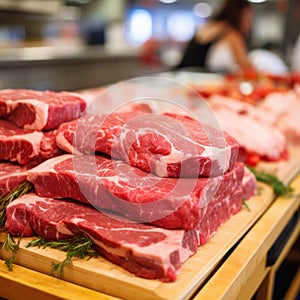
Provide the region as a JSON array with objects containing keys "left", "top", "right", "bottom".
[
  {"left": 0, "top": 258, "right": 118, "bottom": 300},
  {"left": 0, "top": 184, "right": 275, "bottom": 300},
  {"left": 0, "top": 145, "right": 299, "bottom": 300},
  {"left": 194, "top": 174, "right": 300, "bottom": 300},
  {"left": 255, "top": 221, "right": 300, "bottom": 300}
]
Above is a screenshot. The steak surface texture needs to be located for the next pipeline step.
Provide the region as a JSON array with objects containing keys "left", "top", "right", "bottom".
[
  {"left": 0, "top": 119, "right": 43, "bottom": 164},
  {"left": 27, "top": 154, "right": 245, "bottom": 229},
  {"left": 0, "top": 162, "right": 29, "bottom": 197},
  {"left": 0, "top": 119, "right": 64, "bottom": 165},
  {"left": 56, "top": 109, "right": 239, "bottom": 177},
  {"left": 5, "top": 194, "right": 198, "bottom": 282},
  {"left": 0, "top": 89, "right": 86, "bottom": 130},
  {"left": 208, "top": 95, "right": 288, "bottom": 164}
]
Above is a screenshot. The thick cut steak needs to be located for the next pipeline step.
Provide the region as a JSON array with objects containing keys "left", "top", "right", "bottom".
[
  {"left": 27, "top": 154, "right": 245, "bottom": 229},
  {"left": 28, "top": 130, "right": 65, "bottom": 167},
  {"left": 241, "top": 167, "right": 257, "bottom": 200},
  {"left": 197, "top": 188, "right": 242, "bottom": 245},
  {"left": 0, "top": 162, "right": 29, "bottom": 197},
  {"left": 0, "top": 120, "right": 63, "bottom": 165},
  {"left": 0, "top": 119, "right": 43, "bottom": 164},
  {"left": 0, "top": 89, "right": 38, "bottom": 117},
  {"left": 56, "top": 109, "right": 239, "bottom": 177},
  {"left": 0, "top": 89, "right": 86, "bottom": 130},
  {"left": 5, "top": 194, "right": 198, "bottom": 282}
]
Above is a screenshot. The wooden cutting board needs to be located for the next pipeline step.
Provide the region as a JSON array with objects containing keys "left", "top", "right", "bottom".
[{"left": 0, "top": 146, "right": 299, "bottom": 300}]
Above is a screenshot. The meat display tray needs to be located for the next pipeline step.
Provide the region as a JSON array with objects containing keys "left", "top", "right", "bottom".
[{"left": 0, "top": 146, "right": 299, "bottom": 300}]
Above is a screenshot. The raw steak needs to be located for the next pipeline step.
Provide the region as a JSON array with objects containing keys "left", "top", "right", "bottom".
[
  {"left": 5, "top": 194, "right": 198, "bottom": 282},
  {"left": 0, "top": 89, "right": 86, "bottom": 130},
  {"left": 0, "top": 119, "right": 43, "bottom": 164},
  {"left": 0, "top": 89, "right": 38, "bottom": 117},
  {"left": 260, "top": 91, "right": 300, "bottom": 144},
  {"left": 241, "top": 167, "right": 257, "bottom": 200},
  {"left": 0, "top": 120, "right": 64, "bottom": 165},
  {"left": 27, "top": 154, "right": 245, "bottom": 230},
  {"left": 197, "top": 188, "right": 242, "bottom": 245},
  {"left": 0, "top": 162, "right": 29, "bottom": 197},
  {"left": 208, "top": 100, "right": 288, "bottom": 165},
  {"left": 56, "top": 106, "right": 152, "bottom": 155},
  {"left": 208, "top": 95, "right": 275, "bottom": 124},
  {"left": 28, "top": 130, "right": 65, "bottom": 167},
  {"left": 56, "top": 109, "right": 239, "bottom": 177}
]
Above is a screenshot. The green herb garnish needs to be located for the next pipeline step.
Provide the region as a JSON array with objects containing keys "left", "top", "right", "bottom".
[
  {"left": 25, "top": 236, "right": 97, "bottom": 277},
  {"left": 248, "top": 167, "right": 293, "bottom": 197},
  {"left": 242, "top": 198, "right": 251, "bottom": 212},
  {"left": 0, "top": 181, "right": 33, "bottom": 227},
  {"left": 2, "top": 233, "right": 21, "bottom": 271}
]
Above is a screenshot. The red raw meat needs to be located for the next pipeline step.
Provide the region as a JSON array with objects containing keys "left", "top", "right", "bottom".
[
  {"left": 5, "top": 194, "right": 198, "bottom": 282},
  {"left": 241, "top": 167, "right": 257, "bottom": 200},
  {"left": 260, "top": 91, "right": 300, "bottom": 144},
  {"left": 28, "top": 130, "right": 65, "bottom": 167},
  {"left": 197, "top": 188, "right": 242, "bottom": 245},
  {"left": 0, "top": 119, "right": 43, "bottom": 164},
  {"left": 27, "top": 154, "right": 245, "bottom": 230},
  {"left": 0, "top": 162, "right": 29, "bottom": 197},
  {"left": 0, "top": 89, "right": 86, "bottom": 130},
  {"left": 0, "top": 119, "right": 64, "bottom": 165},
  {"left": 56, "top": 109, "right": 239, "bottom": 178},
  {"left": 208, "top": 96, "right": 288, "bottom": 165}
]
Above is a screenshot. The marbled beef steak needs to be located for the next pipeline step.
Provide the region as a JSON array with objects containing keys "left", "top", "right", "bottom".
[{"left": 5, "top": 194, "right": 198, "bottom": 282}]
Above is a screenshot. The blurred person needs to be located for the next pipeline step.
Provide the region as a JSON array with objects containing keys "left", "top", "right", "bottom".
[{"left": 176, "top": 0, "right": 254, "bottom": 73}]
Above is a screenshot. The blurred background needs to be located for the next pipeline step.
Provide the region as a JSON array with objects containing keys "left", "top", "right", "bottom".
[{"left": 0, "top": 0, "right": 299, "bottom": 90}]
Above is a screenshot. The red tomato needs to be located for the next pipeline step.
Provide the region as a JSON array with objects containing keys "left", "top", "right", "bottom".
[{"left": 245, "top": 153, "right": 261, "bottom": 166}]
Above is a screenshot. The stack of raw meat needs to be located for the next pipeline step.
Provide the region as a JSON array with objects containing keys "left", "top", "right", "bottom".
[
  {"left": 186, "top": 74, "right": 300, "bottom": 166},
  {"left": 2, "top": 88, "right": 257, "bottom": 282},
  {"left": 205, "top": 86, "right": 300, "bottom": 166},
  {"left": 0, "top": 89, "right": 87, "bottom": 197}
]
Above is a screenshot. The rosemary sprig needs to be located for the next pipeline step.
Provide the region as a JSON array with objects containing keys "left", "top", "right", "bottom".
[
  {"left": 242, "top": 198, "right": 251, "bottom": 212},
  {"left": 248, "top": 167, "right": 293, "bottom": 197},
  {"left": 25, "top": 236, "right": 97, "bottom": 277},
  {"left": 2, "top": 233, "right": 21, "bottom": 271},
  {"left": 0, "top": 181, "right": 34, "bottom": 227}
]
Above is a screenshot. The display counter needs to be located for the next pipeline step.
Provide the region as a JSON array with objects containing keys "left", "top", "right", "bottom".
[
  {"left": 0, "top": 45, "right": 166, "bottom": 91},
  {"left": 0, "top": 177, "right": 299, "bottom": 300},
  {"left": 0, "top": 145, "right": 299, "bottom": 300},
  {"left": 195, "top": 174, "right": 300, "bottom": 300},
  {"left": 0, "top": 72, "right": 299, "bottom": 299}
]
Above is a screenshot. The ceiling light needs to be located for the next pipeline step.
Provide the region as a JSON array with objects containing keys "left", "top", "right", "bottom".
[
  {"left": 193, "top": 2, "right": 212, "bottom": 18},
  {"left": 248, "top": 0, "right": 267, "bottom": 3},
  {"left": 158, "top": 0, "right": 178, "bottom": 4}
]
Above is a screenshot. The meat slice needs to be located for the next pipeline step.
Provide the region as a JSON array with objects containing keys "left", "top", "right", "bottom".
[
  {"left": 0, "top": 162, "right": 29, "bottom": 197},
  {"left": 197, "top": 188, "right": 242, "bottom": 245},
  {"left": 28, "top": 130, "right": 65, "bottom": 167},
  {"left": 208, "top": 95, "right": 275, "bottom": 124},
  {"left": 241, "top": 167, "right": 257, "bottom": 200},
  {"left": 0, "top": 89, "right": 38, "bottom": 117},
  {"left": 56, "top": 107, "right": 151, "bottom": 156},
  {"left": 0, "top": 119, "right": 43, "bottom": 164},
  {"left": 27, "top": 154, "right": 244, "bottom": 230},
  {"left": 0, "top": 119, "right": 63, "bottom": 165},
  {"left": 208, "top": 97, "right": 288, "bottom": 165},
  {"left": 215, "top": 109, "right": 287, "bottom": 163},
  {"left": 5, "top": 194, "right": 198, "bottom": 282},
  {"left": 260, "top": 91, "right": 300, "bottom": 144},
  {"left": 56, "top": 108, "right": 239, "bottom": 177},
  {"left": 0, "top": 89, "right": 86, "bottom": 130}
]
